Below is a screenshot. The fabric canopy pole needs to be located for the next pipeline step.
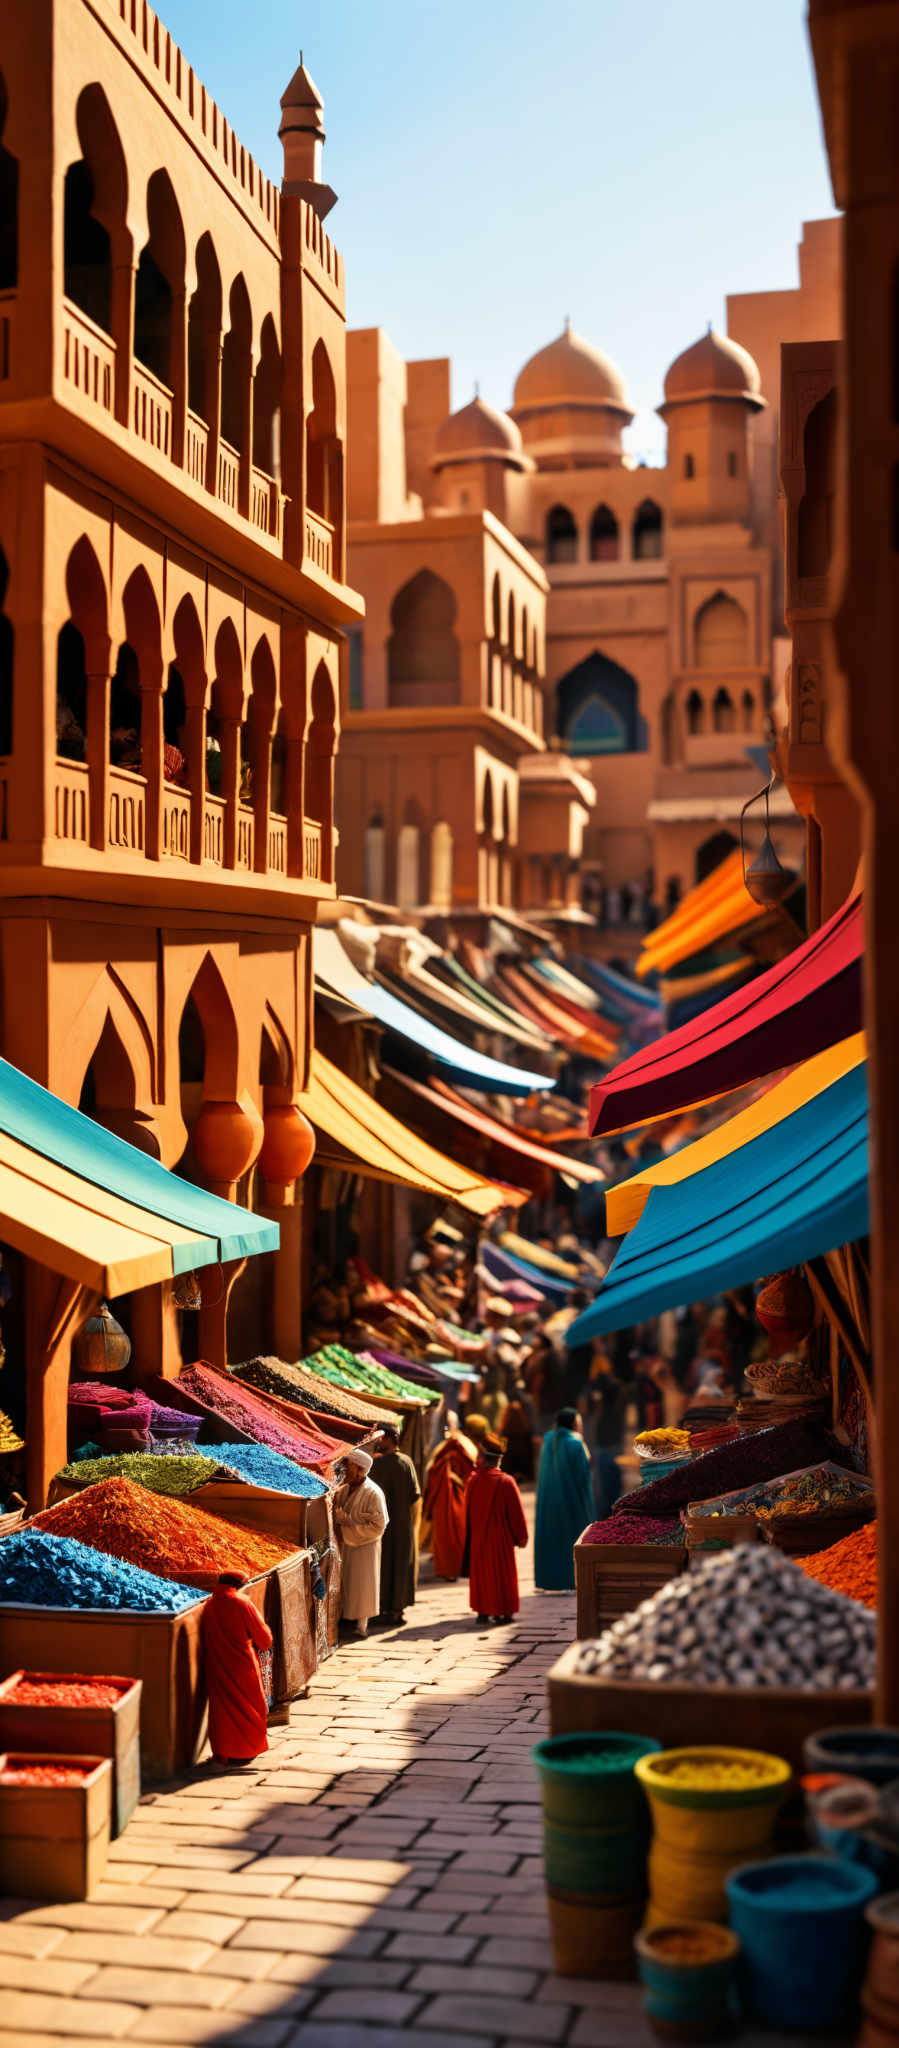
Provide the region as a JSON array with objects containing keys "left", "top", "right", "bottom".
[
  {"left": 590, "top": 893, "right": 863, "bottom": 1136},
  {"left": 568, "top": 1059, "right": 869, "bottom": 1343}
]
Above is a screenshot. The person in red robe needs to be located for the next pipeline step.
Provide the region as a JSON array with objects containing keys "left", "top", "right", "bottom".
[
  {"left": 421, "top": 1430, "right": 478, "bottom": 1579},
  {"left": 202, "top": 1572, "right": 273, "bottom": 1764},
  {"left": 467, "top": 1432, "right": 529, "bottom": 1623}
]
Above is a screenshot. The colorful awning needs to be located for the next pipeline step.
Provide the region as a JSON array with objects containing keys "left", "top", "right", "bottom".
[
  {"left": 298, "top": 1051, "right": 522, "bottom": 1217},
  {"left": 635, "top": 849, "right": 760, "bottom": 979},
  {"left": 590, "top": 894, "right": 863, "bottom": 1136},
  {"left": 381, "top": 1069, "right": 603, "bottom": 1186},
  {"left": 314, "top": 931, "right": 555, "bottom": 1096},
  {"left": 571, "top": 955, "right": 663, "bottom": 1017},
  {"left": 569, "top": 1056, "right": 868, "bottom": 1341},
  {"left": 0, "top": 1054, "right": 278, "bottom": 1293}
]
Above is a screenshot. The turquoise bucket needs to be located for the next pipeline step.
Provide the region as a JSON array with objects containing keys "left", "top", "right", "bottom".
[
  {"left": 636, "top": 1923, "right": 740, "bottom": 2041},
  {"left": 726, "top": 1853, "right": 878, "bottom": 2029}
]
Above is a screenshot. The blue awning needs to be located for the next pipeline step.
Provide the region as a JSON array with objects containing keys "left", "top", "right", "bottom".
[
  {"left": 566, "top": 1059, "right": 868, "bottom": 1341},
  {"left": 314, "top": 931, "right": 555, "bottom": 1097},
  {"left": 570, "top": 955, "right": 663, "bottom": 1016},
  {"left": 0, "top": 1056, "right": 279, "bottom": 1270},
  {"left": 482, "top": 1239, "right": 575, "bottom": 1302}
]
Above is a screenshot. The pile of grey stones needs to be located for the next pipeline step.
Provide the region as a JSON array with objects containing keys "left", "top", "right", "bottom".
[{"left": 575, "top": 1543, "right": 875, "bottom": 1690}]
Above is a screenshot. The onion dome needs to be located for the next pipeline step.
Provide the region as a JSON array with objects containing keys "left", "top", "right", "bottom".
[
  {"left": 663, "top": 328, "right": 764, "bottom": 409},
  {"left": 513, "top": 324, "right": 632, "bottom": 417},
  {"left": 432, "top": 395, "right": 528, "bottom": 471}
]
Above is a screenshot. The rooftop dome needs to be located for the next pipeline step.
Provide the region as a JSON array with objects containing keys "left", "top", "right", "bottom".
[
  {"left": 663, "top": 328, "right": 764, "bottom": 406},
  {"left": 432, "top": 395, "right": 526, "bottom": 467},
  {"left": 513, "top": 325, "right": 632, "bottom": 417}
]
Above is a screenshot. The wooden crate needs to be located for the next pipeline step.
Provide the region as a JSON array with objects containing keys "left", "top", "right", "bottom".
[
  {"left": 0, "top": 1671, "right": 141, "bottom": 1835},
  {"left": 0, "top": 1752, "right": 112, "bottom": 1899},
  {"left": 574, "top": 1538, "right": 687, "bottom": 1641},
  {"left": 547, "top": 1640, "right": 873, "bottom": 1774},
  {"left": 0, "top": 1602, "right": 207, "bottom": 1781}
]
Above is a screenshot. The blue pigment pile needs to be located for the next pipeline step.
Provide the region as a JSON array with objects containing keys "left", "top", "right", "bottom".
[
  {"left": 210, "top": 1442, "right": 328, "bottom": 1498},
  {"left": 0, "top": 1529, "right": 200, "bottom": 1612}
]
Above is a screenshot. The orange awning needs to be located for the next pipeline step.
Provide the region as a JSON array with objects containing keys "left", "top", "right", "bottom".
[{"left": 382, "top": 1069, "right": 603, "bottom": 1186}]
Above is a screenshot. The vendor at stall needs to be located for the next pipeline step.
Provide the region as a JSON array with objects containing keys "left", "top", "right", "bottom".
[{"left": 334, "top": 1447, "right": 389, "bottom": 1638}]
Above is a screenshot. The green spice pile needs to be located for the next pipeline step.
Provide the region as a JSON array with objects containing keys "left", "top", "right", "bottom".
[
  {"left": 309, "top": 1344, "right": 436, "bottom": 1406},
  {"left": 58, "top": 1452, "right": 224, "bottom": 1498},
  {"left": 32, "top": 1476, "right": 295, "bottom": 1584}
]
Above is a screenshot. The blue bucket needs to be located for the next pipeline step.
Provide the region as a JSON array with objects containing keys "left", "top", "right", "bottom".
[{"left": 726, "top": 1853, "right": 878, "bottom": 2029}]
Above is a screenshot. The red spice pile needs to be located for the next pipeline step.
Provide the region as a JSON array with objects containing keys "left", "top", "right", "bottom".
[
  {"left": 32, "top": 1477, "right": 294, "bottom": 1584},
  {"left": 178, "top": 1364, "right": 339, "bottom": 1469},
  {"left": 5, "top": 1677, "right": 129, "bottom": 1708},
  {"left": 797, "top": 1518, "right": 877, "bottom": 1609},
  {"left": 0, "top": 1762, "right": 91, "bottom": 1784},
  {"left": 582, "top": 1516, "right": 681, "bottom": 1547}
]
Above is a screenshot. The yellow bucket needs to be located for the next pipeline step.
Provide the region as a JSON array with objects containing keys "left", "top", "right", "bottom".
[{"left": 635, "top": 1747, "right": 790, "bottom": 1925}]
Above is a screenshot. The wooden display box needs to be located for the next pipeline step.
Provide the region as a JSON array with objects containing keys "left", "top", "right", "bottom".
[
  {"left": 547, "top": 1639, "right": 872, "bottom": 1774},
  {"left": 0, "top": 1753, "right": 112, "bottom": 1899},
  {"left": 0, "top": 1671, "right": 141, "bottom": 1835},
  {"left": 574, "top": 1536, "right": 687, "bottom": 1641},
  {"left": 0, "top": 1602, "right": 207, "bottom": 1781}
]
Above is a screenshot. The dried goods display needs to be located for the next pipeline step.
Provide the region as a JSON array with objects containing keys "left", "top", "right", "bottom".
[
  {"left": 798, "top": 1520, "right": 877, "bottom": 1609},
  {"left": 687, "top": 1463, "right": 873, "bottom": 1521},
  {"left": 575, "top": 1546, "right": 875, "bottom": 1689},
  {"left": 634, "top": 1428, "right": 691, "bottom": 1461},
  {"left": 234, "top": 1354, "right": 394, "bottom": 1428},
  {"left": 177, "top": 1365, "right": 338, "bottom": 1467},
  {"left": 0, "top": 1761, "right": 92, "bottom": 1785},
  {"left": 582, "top": 1517, "right": 684, "bottom": 1548},
  {"left": 3, "top": 1677, "right": 130, "bottom": 1707},
  {"left": 0, "top": 1529, "right": 199, "bottom": 1611},
  {"left": 32, "top": 1476, "right": 294, "bottom": 1582},
  {"left": 612, "top": 1415, "right": 847, "bottom": 1521}
]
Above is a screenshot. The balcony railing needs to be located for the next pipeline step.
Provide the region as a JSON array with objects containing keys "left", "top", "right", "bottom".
[
  {"left": 251, "top": 466, "right": 284, "bottom": 542},
  {"left": 203, "top": 794, "right": 225, "bottom": 866},
  {"left": 161, "top": 785, "right": 191, "bottom": 861},
  {"left": 236, "top": 805, "right": 254, "bottom": 870},
  {"left": 54, "top": 760, "right": 90, "bottom": 844},
  {"left": 108, "top": 767, "right": 146, "bottom": 854},
  {"left": 303, "top": 816, "right": 322, "bottom": 880},
  {"left": 268, "top": 813, "right": 287, "bottom": 876},
  {"left": 62, "top": 301, "right": 115, "bottom": 417},
  {"left": 185, "top": 409, "right": 209, "bottom": 487},
  {"left": 133, "top": 361, "right": 173, "bottom": 458},
  {"left": 0, "top": 290, "right": 13, "bottom": 386},
  {"left": 217, "top": 438, "right": 240, "bottom": 512},
  {"left": 305, "top": 509, "right": 334, "bottom": 579}
]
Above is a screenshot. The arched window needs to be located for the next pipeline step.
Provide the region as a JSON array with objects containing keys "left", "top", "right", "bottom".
[
  {"left": 306, "top": 661, "right": 337, "bottom": 882},
  {"left": 134, "top": 170, "right": 185, "bottom": 388},
  {"left": 0, "top": 546, "right": 12, "bottom": 757},
  {"left": 695, "top": 591, "right": 749, "bottom": 669},
  {"left": 545, "top": 504, "right": 578, "bottom": 564},
  {"left": 556, "top": 650, "right": 647, "bottom": 756},
  {"left": 686, "top": 688, "right": 704, "bottom": 736},
  {"left": 797, "top": 388, "right": 837, "bottom": 580},
  {"left": 387, "top": 570, "right": 460, "bottom": 705},
  {"left": 56, "top": 621, "right": 88, "bottom": 760},
  {"left": 64, "top": 160, "right": 112, "bottom": 333},
  {"left": 684, "top": 453, "right": 695, "bottom": 479},
  {"left": 187, "top": 233, "right": 222, "bottom": 430},
  {"left": 109, "top": 642, "right": 142, "bottom": 768},
  {"left": 306, "top": 339, "right": 342, "bottom": 531},
  {"left": 589, "top": 505, "right": 619, "bottom": 562},
  {"left": 742, "top": 688, "right": 755, "bottom": 732},
  {"left": 363, "top": 811, "right": 385, "bottom": 900},
  {"left": 163, "top": 664, "right": 187, "bottom": 783},
  {"left": 430, "top": 820, "right": 454, "bottom": 909},
  {"left": 396, "top": 822, "right": 420, "bottom": 909},
  {"left": 712, "top": 686, "right": 735, "bottom": 734},
  {"left": 0, "top": 75, "right": 18, "bottom": 292},
  {"left": 253, "top": 314, "right": 281, "bottom": 478},
  {"left": 221, "top": 274, "right": 252, "bottom": 454},
  {"left": 270, "top": 711, "right": 287, "bottom": 816},
  {"left": 633, "top": 499, "right": 663, "bottom": 560}
]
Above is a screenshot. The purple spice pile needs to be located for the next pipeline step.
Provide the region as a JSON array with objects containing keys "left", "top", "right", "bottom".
[
  {"left": 612, "top": 1415, "right": 849, "bottom": 1521},
  {"left": 583, "top": 1516, "right": 681, "bottom": 1547}
]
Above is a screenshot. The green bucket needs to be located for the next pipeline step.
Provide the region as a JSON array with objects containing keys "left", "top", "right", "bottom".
[{"left": 533, "top": 1733, "right": 661, "bottom": 1896}]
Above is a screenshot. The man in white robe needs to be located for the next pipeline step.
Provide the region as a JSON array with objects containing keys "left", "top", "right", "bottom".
[{"left": 334, "top": 1447, "right": 388, "bottom": 1636}]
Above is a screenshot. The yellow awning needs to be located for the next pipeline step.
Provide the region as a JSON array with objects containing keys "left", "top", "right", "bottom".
[
  {"left": 659, "top": 954, "right": 754, "bottom": 1003},
  {"left": 300, "top": 1051, "right": 523, "bottom": 1216},
  {"left": 637, "top": 851, "right": 759, "bottom": 978},
  {"left": 0, "top": 1126, "right": 217, "bottom": 1296},
  {"left": 606, "top": 1031, "right": 866, "bottom": 1236}
]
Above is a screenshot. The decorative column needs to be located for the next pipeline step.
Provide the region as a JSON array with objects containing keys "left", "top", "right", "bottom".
[
  {"left": 142, "top": 683, "right": 164, "bottom": 861},
  {"left": 184, "top": 701, "right": 207, "bottom": 864},
  {"left": 205, "top": 340, "right": 223, "bottom": 497},
  {"left": 85, "top": 670, "right": 111, "bottom": 851},
  {"left": 170, "top": 288, "right": 188, "bottom": 469},
  {"left": 220, "top": 714, "right": 240, "bottom": 868},
  {"left": 258, "top": 1099, "right": 316, "bottom": 1361},
  {"left": 111, "top": 251, "right": 136, "bottom": 430}
]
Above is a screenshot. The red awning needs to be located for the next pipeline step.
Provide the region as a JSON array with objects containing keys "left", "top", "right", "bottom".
[
  {"left": 589, "top": 893, "right": 863, "bottom": 1136},
  {"left": 382, "top": 1069, "right": 603, "bottom": 1185}
]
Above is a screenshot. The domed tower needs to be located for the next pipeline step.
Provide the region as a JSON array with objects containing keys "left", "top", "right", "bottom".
[
  {"left": 430, "top": 394, "right": 531, "bottom": 520},
  {"left": 510, "top": 323, "right": 633, "bottom": 468},
  {"left": 659, "top": 328, "right": 765, "bottom": 526}
]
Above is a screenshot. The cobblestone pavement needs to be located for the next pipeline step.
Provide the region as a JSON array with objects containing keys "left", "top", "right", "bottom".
[{"left": 0, "top": 1497, "right": 849, "bottom": 2046}]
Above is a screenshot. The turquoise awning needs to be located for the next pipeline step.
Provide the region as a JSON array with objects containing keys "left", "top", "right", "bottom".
[
  {"left": 0, "top": 1057, "right": 279, "bottom": 1270},
  {"left": 566, "top": 1059, "right": 869, "bottom": 1341}
]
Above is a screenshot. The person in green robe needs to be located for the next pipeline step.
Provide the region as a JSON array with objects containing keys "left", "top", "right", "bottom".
[
  {"left": 370, "top": 1425, "right": 422, "bottom": 1626},
  {"left": 534, "top": 1408, "right": 595, "bottom": 1592}
]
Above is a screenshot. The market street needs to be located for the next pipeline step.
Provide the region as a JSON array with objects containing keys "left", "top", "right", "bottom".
[{"left": 0, "top": 1498, "right": 849, "bottom": 2048}]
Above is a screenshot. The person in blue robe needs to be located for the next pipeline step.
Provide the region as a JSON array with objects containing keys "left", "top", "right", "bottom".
[{"left": 534, "top": 1407, "right": 596, "bottom": 1592}]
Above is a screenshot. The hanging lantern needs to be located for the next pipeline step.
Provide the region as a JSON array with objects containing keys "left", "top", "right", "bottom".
[
  {"left": 740, "top": 780, "right": 796, "bottom": 908},
  {"left": 172, "top": 1270, "right": 202, "bottom": 1312},
  {"left": 72, "top": 1303, "right": 132, "bottom": 1377}
]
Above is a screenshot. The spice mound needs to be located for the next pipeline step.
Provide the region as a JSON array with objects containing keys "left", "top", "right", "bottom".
[
  {"left": 582, "top": 1516, "right": 683, "bottom": 1548},
  {"left": 650, "top": 1754, "right": 779, "bottom": 1790},
  {"left": 612, "top": 1415, "right": 848, "bottom": 1520},
  {"left": 634, "top": 1428, "right": 691, "bottom": 1461},
  {"left": 574, "top": 1544, "right": 875, "bottom": 1690},
  {"left": 647, "top": 1926, "right": 733, "bottom": 1963},
  {"left": 178, "top": 1365, "right": 337, "bottom": 1468},
  {"left": 235, "top": 1355, "right": 397, "bottom": 1429},
  {"left": 58, "top": 1453, "right": 227, "bottom": 1499},
  {"left": 0, "top": 1529, "right": 199, "bottom": 1612},
  {"left": 5, "top": 1676, "right": 130, "bottom": 1707},
  {"left": 32, "top": 1476, "right": 294, "bottom": 1584},
  {"left": 0, "top": 1761, "right": 92, "bottom": 1785},
  {"left": 798, "top": 1519, "right": 877, "bottom": 1609}
]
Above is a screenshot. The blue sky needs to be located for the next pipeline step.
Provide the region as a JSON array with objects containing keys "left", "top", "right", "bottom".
[{"left": 158, "top": 0, "right": 835, "bottom": 459}]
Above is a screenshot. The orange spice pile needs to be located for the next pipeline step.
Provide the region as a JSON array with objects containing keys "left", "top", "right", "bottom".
[
  {"left": 32, "top": 1476, "right": 293, "bottom": 1584},
  {"left": 797, "top": 1519, "right": 877, "bottom": 1610}
]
